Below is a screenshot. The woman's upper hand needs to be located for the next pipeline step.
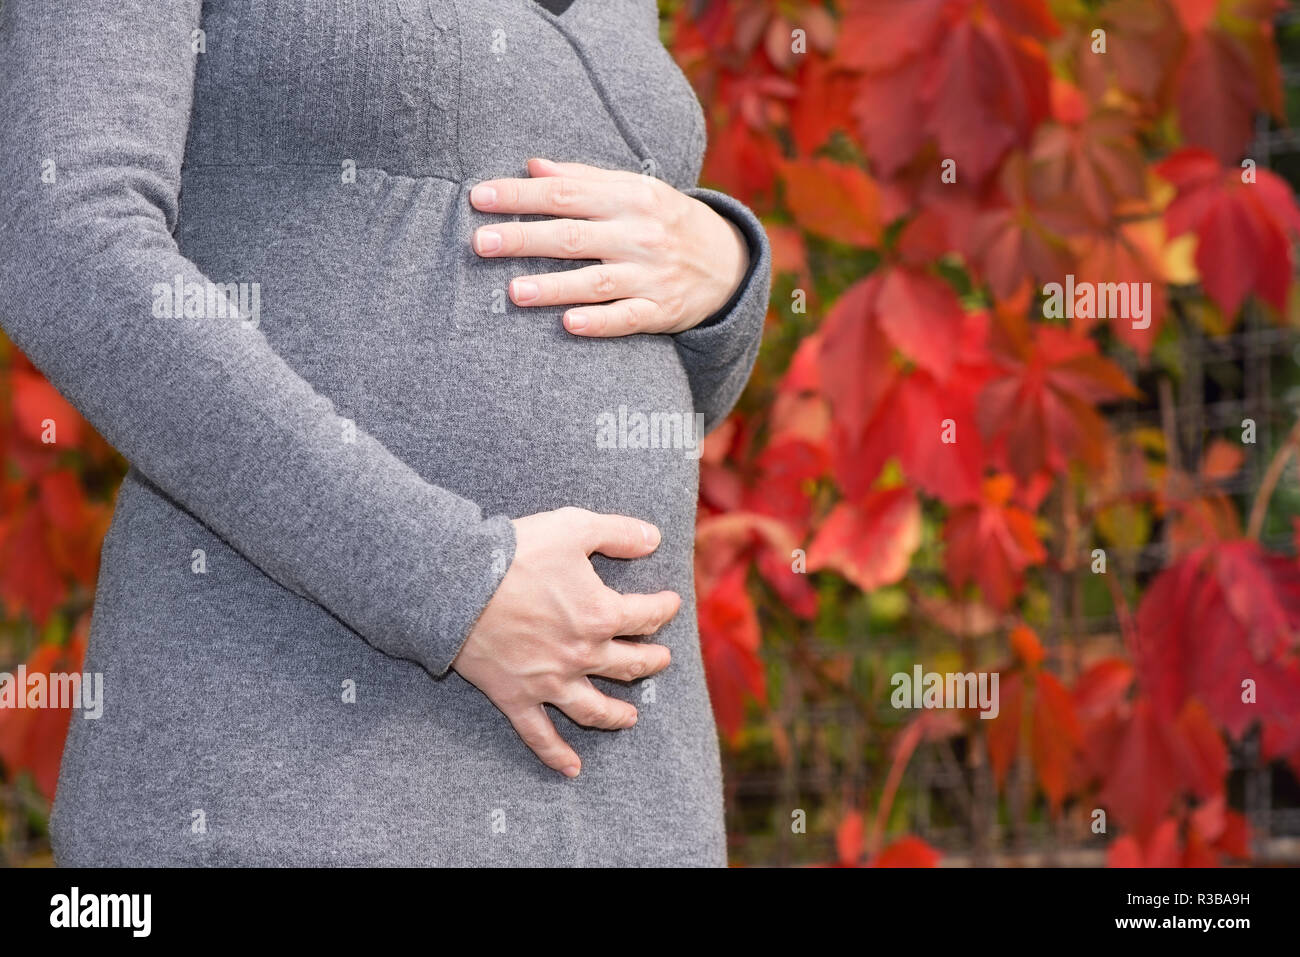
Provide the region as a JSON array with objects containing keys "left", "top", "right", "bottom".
[
  {"left": 450, "top": 507, "right": 680, "bottom": 778},
  {"left": 469, "top": 158, "right": 749, "bottom": 336}
]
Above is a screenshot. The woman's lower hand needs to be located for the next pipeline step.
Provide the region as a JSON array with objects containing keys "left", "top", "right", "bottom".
[
  {"left": 450, "top": 507, "right": 680, "bottom": 777},
  {"left": 469, "top": 158, "right": 749, "bottom": 336}
]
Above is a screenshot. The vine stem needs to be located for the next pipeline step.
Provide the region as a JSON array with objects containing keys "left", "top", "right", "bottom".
[
  {"left": 1105, "top": 571, "right": 1140, "bottom": 663},
  {"left": 1246, "top": 419, "right": 1300, "bottom": 541},
  {"left": 868, "top": 716, "right": 925, "bottom": 857}
]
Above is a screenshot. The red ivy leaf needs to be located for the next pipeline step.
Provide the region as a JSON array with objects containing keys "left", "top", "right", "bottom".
[
  {"left": 697, "top": 565, "right": 766, "bottom": 740},
  {"left": 807, "top": 487, "right": 922, "bottom": 593}
]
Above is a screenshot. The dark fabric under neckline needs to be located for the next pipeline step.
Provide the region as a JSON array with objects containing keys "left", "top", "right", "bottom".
[{"left": 533, "top": 0, "right": 576, "bottom": 14}]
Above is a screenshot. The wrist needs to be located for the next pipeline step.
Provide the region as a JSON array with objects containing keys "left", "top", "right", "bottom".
[{"left": 689, "top": 198, "right": 750, "bottom": 328}]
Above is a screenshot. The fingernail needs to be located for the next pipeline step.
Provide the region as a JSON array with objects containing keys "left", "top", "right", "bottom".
[
  {"left": 562, "top": 765, "right": 580, "bottom": 778},
  {"left": 640, "top": 522, "right": 659, "bottom": 547},
  {"left": 566, "top": 310, "right": 588, "bottom": 331},
  {"left": 470, "top": 184, "right": 497, "bottom": 208},
  {"left": 475, "top": 229, "right": 501, "bottom": 254},
  {"left": 512, "top": 279, "right": 539, "bottom": 304}
]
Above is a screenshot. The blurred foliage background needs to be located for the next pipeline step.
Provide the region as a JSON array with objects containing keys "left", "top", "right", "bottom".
[{"left": 667, "top": 0, "right": 1300, "bottom": 867}]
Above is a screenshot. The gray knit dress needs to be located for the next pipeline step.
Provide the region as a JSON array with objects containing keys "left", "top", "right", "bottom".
[{"left": 0, "top": 0, "right": 771, "bottom": 866}]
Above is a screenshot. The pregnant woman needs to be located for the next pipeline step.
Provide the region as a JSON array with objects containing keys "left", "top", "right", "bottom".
[{"left": 0, "top": 0, "right": 769, "bottom": 866}]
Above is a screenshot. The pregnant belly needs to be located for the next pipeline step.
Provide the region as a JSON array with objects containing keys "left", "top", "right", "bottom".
[{"left": 176, "top": 164, "right": 701, "bottom": 588}]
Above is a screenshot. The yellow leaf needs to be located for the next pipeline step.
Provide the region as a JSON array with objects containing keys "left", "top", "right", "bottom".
[{"left": 1162, "top": 233, "right": 1198, "bottom": 286}]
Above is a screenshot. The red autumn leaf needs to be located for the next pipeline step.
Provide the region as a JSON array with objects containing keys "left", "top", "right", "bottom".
[
  {"left": 836, "top": 810, "right": 866, "bottom": 866},
  {"left": 1191, "top": 795, "right": 1251, "bottom": 860},
  {"left": 849, "top": 56, "right": 930, "bottom": 179},
  {"left": 986, "top": 671, "right": 1023, "bottom": 788},
  {"left": 1067, "top": 1, "right": 1183, "bottom": 108},
  {"left": 697, "top": 421, "right": 824, "bottom": 620},
  {"left": 807, "top": 487, "right": 922, "bottom": 593},
  {"left": 925, "top": 14, "right": 1052, "bottom": 182},
  {"left": 1176, "top": 699, "right": 1229, "bottom": 800},
  {"left": 1091, "top": 695, "right": 1235, "bottom": 845},
  {"left": 1071, "top": 223, "right": 1168, "bottom": 357},
  {"left": 0, "top": 630, "right": 87, "bottom": 799},
  {"left": 37, "top": 470, "right": 88, "bottom": 533},
  {"left": 766, "top": 224, "right": 808, "bottom": 278},
  {"left": 841, "top": 0, "right": 1056, "bottom": 185},
  {"left": 11, "top": 369, "right": 83, "bottom": 448},
  {"left": 1173, "top": 1, "right": 1285, "bottom": 164},
  {"left": 768, "top": 387, "right": 830, "bottom": 452},
  {"left": 697, "top": 564, "right": 766, "bottom": 741},
  {"left": 1028, "top": 103, "right": 1146, "bottom": 228},
  {"left": 695, "top": 511, "right": 799, "bottom": 596},
  {"left": 696, "top": 406, "right": 825, "bottom": 620},
  {"left": 869, "top": 835, "right": 942, "bottom": 868},
  {"left": 1072, "top": 657, "right": 1134, "bottom": 723},
  {"left": 702, "top": 110, "right": 786, "bottom": 206},
  {"left": 817, "top": 275, "right": 897, "bottom": 449},
  {"left": 1106, "top": 817, "right": 1183, "bottom": 867},
  {"left": 837, "top": 0, "right": 950, "bottom": 73},
  {"left": 943, "top": 474, "right": 1046, "bottom": 610},
  {"left": 1030, "top": 671, "right": 1083, "bottom": 812},
  {"left": 746, "top": 438, "right": 825, "bottom": 617},
  {"left": 977, "top": 323, "right": 1138, "bottom": 480},
  {"left": 834, "top": 366, "right": 990, "bottom": 505},
  {"left": 753, "top": 543, "right": 818, "bottom": 622},
  {"left": 1108, "top": 800, "right": 1253, "bottom": 867},
  {"left": 764, "top": 7, "right": 836, "bottom": 72},
  {"left": 0, "top": 490, "right": 65, "bottom": 625},
  {"left": 987, "top": 635, "right": 1083, "bottom": 814},
  {"left": 780, "top": 158, "right": 881, "bottom": 246},
  {"left": 39, "top": 470, "right": 109, "bottom": 587},
  {"left": 779, "top": 332, "right": 824, "bottom": 396},
  {"left": 875, "top": 266, "right": 964, "bottom": 379},
  {"left": 820, "top": 287, "right": 993, "bottom": 504},
  {"left": 968, "top": 154, "right": 1074, "bottom": 301},
  {"left": 789, "top": 55, "right": 856, "bottom": 156},
  {"left": 1097, "top": 698, "right": 1201, "bottom": 839},
  {"left": 1172, "top": 0, "right": 1221, "bottom": 36},
  {"left": 745, "top": 433, "right": 829, "bottom": 535},
  {"left": 895, "top": 205, "right": 954, "bottom": 265},
  {"left": 1176, "top": 31, "right": 1256, "bottom": 165},
  {"left": 1157, "top": 147, "right": 1300, "bottom": 317},
  {"left": 1105, "top": 834, "right": 1144, "bottom": 867},
  {"left": 1135, "top": 541, "right": 1300, "bottom": 740}
]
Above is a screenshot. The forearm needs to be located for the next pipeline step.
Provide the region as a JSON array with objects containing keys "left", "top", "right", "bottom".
[{"left": 0, "top": 0, "right": 513, "bottom": 676}]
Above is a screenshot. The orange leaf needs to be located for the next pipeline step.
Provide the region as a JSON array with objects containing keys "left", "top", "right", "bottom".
[
  {"left": 780, "top": 158, "right": 881, "bottom": 246},
  {"left": 1010, "top": 624, "right": 1045, "bottom": 668}
]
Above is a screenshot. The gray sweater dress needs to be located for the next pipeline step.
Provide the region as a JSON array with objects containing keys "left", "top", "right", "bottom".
[{"left": 0, "top": 0, "right": 770, "bottom": 866}]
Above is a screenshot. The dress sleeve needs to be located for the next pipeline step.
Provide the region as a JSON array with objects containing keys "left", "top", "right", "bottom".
[
  {"left": 672, "top": 186, "right": 772, "bottom": 433},
  {"left": 0, "top": 0, "right": 513, "bottom": 677}
]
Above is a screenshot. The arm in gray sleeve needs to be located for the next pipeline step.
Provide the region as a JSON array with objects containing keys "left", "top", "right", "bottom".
[
  {"left": 673, "top": 186, "right": 772, "bottom": 433},
  {"left": 0, "top": 0, "right": 511, "bottom": 677}
]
